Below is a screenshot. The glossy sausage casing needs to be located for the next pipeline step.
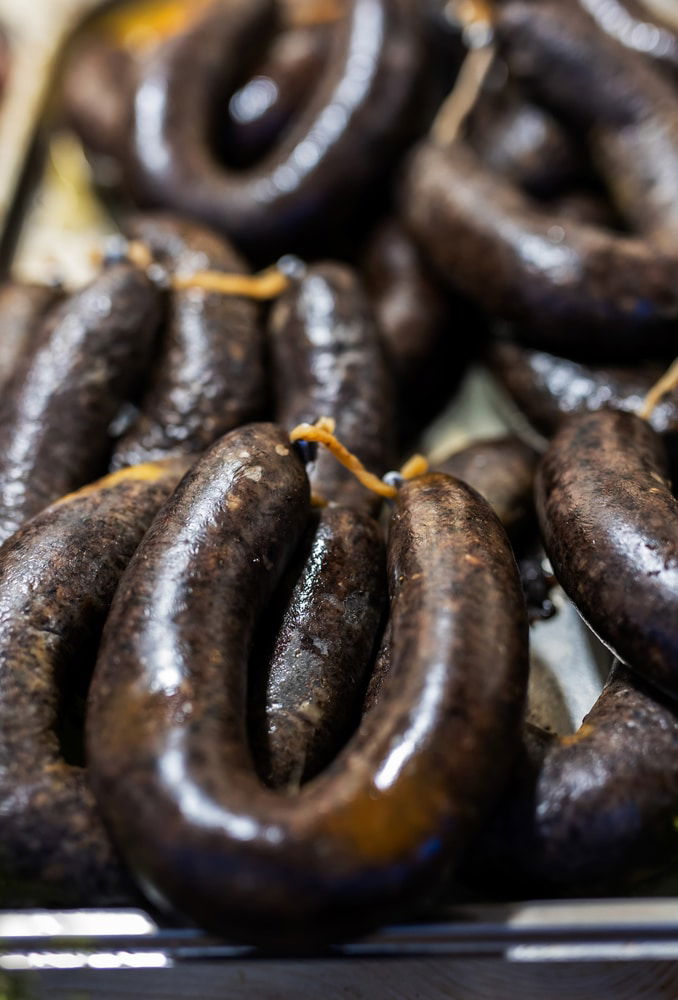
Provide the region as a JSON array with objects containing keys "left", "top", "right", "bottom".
[
  {"left": 0, "top": 263, "right": 161, "bottom": 544},
  {"left": 111, "top": 215, "right": 265, "bottom": 468},
  {"left": 129, "top": 0, "right": 422, "bottom": 255},
  {"left": 537, "top": 409, "right": 678, "bottom": 699},
  {"left": 87, "top": 459, "right": 528, "bottom": 948},
  {"left": 268, "top": 262, "right": 395, "bottom": 514},
  {"left": 249, "top": 505, "right": 386, "bottom": 790},
  {"left": 435, "top": 436, "right": 538, "bottom": 540},
  {"left": 0, "top": 281, "right": 61, "bottom": 391},
  {"left": 489, "top": 340, "right": 678, "bottom": 444},
  {"left": 400, "top": 140, "right": 678, "bottom": 358},
  {"left": 0, "top": 458, "right": 190, "bottom": 906},
  {"left": 470, "top": 663, "right": 678, "bottom": 891}
]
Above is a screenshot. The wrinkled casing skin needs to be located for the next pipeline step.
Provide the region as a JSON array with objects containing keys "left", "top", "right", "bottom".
[
  {"left": 249, "top": 505, "right": 386, "bottom": 789},
  {"left": 111, "top": 215, "right": 265, "bottom": 468},
  {"left": 0, "top": 458, "right": 190, "bottom": 906}
]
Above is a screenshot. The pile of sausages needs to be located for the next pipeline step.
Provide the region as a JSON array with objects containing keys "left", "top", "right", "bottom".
[{"left": 0, "top": 0, "right": 677, "bottom": 949}]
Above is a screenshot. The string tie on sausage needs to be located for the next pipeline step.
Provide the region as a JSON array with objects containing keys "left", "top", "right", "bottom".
[
  {"left": 433, "top": 0, "right": 496, "bottom": 147},
  {"left": 106, "top": 238, "right": 298, "bottom": 301},
  {"left": 638, "top": 356, "right": 678, "bottom": 420},
  {"left": 289, "top": 417, "right": 428, "bottom": 500}
]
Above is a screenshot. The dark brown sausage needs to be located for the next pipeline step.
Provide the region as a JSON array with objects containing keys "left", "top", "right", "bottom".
[
  {"left": 223, "top": 23, "right": 331, "bottom": 167},
  {"left": 536, "top": 409, "right": 678, "bottom": 700},
  {"left": 87, "top": 462, "right": 528, "bottom": 948},
  {"left": 489, "top": 340, "right": 678, "bottom": 442},
  {"left": 249, "top": 505, "right": 386, "bottom": 790},
  {"left": 0, "top": 263, "right": 161, "bottom": 544},
  {"left": 466, "top": 84, "right": 586, "bottom": 198},
  {"left": 268, "top": 261, "right": 395, "bottom": 514},
  {"left": 0, "top": 458, "right": 191, "bottom": 907},
  {"left": 497, "top": 1, "right": 678, "bottom": 249},
  {"left": 0, "top": 281, "right": 62, "bottom": 391},
  {"left": 362, "top": 217, "right": 451, "bottom": 382},
  {"left": 435, "top": 436, "right": 538, "bottom": 539},
  {"left": 400, "top": 140, "right": 678, "bottom": 358},
  {"left": 110, "top": 215, "right": 266, "bottom": 469},
  {"left": 469, "top": 663, "right": 678, "bottom": 891},
  {"left": 581, "top": 0, "right": 678, "bottom": 76},
  {"left": 129, "top": 0, "right": 422, "bottom": 256}
]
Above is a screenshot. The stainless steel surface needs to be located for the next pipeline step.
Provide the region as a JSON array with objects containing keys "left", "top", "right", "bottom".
[{"left": 2, "top": 900, "right": 678, "bottom": 969}]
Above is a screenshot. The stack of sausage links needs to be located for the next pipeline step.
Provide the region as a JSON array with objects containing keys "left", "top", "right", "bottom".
[{"left": 0, "top": 0, "right": 677, "bottom": 949}]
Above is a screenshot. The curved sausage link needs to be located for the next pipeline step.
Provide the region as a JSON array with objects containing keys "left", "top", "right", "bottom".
[
  {"left": 0, "top": 458, "right": 191, "bottom": 906},
  {"left": 466, "top": 84, "right": 587, "bottom": 199},
  {"left": 400, "top": 140, "right": 678, "bottom": 358},
  {"left": 87, "top": 462, "right": 528, "bottom": 948},
  {"left": 111, "top": 215, "right": 266, "bottom": 469},
  {"left": 469, "top": 663, "right": 678, "bottom": 891},
  {"left": 497, "top": 0, "right": 678, "bottom": 249},
  {"left": 268, "top": 261, "right": 395, "bottom": 514},
  {"left": 0, "top": 281, "right": 62, "bottom": 391},
  {"left": 0, "top": 264, "right": 161, "bottom": 545},
  {"left": 129, "top": 0, "right": 423, "bottom": 255},
  {"left": 489, "top": 340, "right": 678, "bottom": 443},
  {"left": 536, "top": 409, "right": 678, "bottom": 700},
  {"left": 224, "top": 22, "right": 331, "bottom": 167},
  {"left": 249, "top": 505, "right": 386, "bottom": 790},
  {"left": 581, "top": 0, "right": 678, "bottom": 75}
]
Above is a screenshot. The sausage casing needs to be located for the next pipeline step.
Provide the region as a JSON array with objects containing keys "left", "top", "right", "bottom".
[
  {"left": 0, "top": 457, "right": 190, "bottom": 906},
  {"left": 111, "top": 215, "right": 265, "bottom": 468},
  {"left": 249, "top": 505, "right": 386, "bottom": 789},
  {"left": 469, "top": 663, "right": 678, "bottom": 890},
  {"left": 536, "top": 409, "right": 678, "bottom": 699},
  {"left": 87, "top": 463, "right": 528, "bottom": 947},
  {"left": 268, "top": 262, "right": 395, "bottom": 513},
  {"left": 0, "top": 263, "right": 161, "bottom": 544}
]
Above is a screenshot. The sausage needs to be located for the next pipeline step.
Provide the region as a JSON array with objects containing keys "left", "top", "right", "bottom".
[
  {"left": 577, "top": 0, "right": 678, "bottom": 78},
  {"left": 0, "top": 280, "right": 62, "bottom": 391},
  {"left": 249, "top": 505, "right": 386, "bottom": 790},
  {"left": 435, "top": 436, "right": 538, "bottom": 539},
  {"left": 362, "top": 217, "right": 464, "bottom": 442},
  {"left": 87, "top": 458, "right": 528, "bottom": 948},
  {"left": 362, "top": 217, "right": 451, "bottom": 384},
  {"left": 400, "top": 139, "right": 678, "bottom": 358},
  {"left": 224, "top": 22, "right": 331, "bottom": 167},
  {"left": 536, "top": 409, "right": 678, "bottom": 700},
  {"left": 0, "top": 457, "right": 191, "bottom": 906},
  {"left": 129, "top": 0, "right": 423, "bottom": 256},
  {"left": 110, "top": 215, "right": 266, "bottom": 469},
  {"left": 497, "top": 1, "right": 678, "bottom": 250},
  {"left": 489, "top": 340, "right": 678, "bottom": 445},
  {"left": 466, "top": 84, "right": 587, "bottom": 198},
  {"left": 268, "top": 262, "right": 395, "bottom": 514},
  {"left": 0, "top": 263, "right": 161, "bottom": 544},
  {"left": 468, "top": 663, "right": 678, "bottom": 891}
]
